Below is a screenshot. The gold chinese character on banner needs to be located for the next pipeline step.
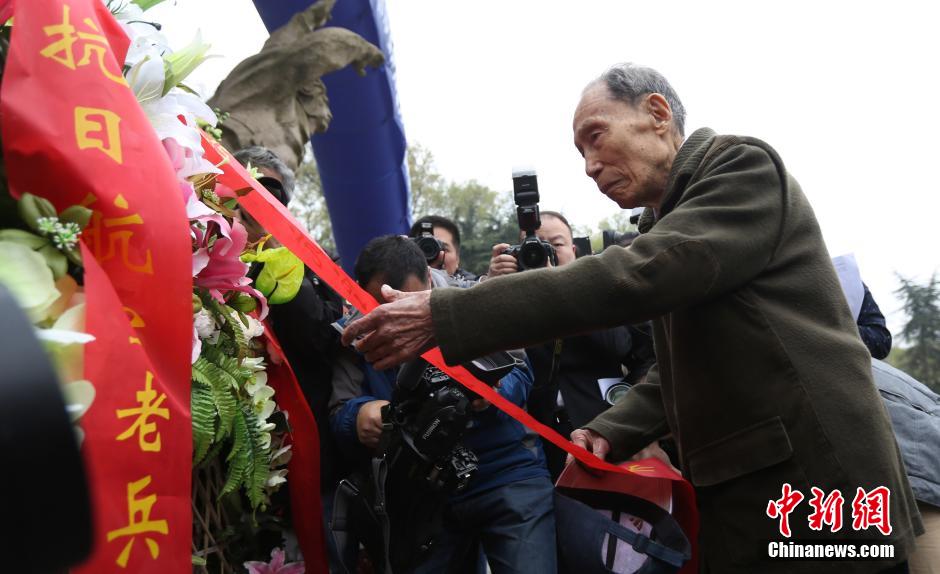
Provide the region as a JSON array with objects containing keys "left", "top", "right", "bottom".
[
  {"left": 81, "top": 194, "right": 154, "bottom": 274},
  {"left": 116, "top": 372, "right": 169, "bottom": 452},
  {"left": 75, "top": 106, "right": 123, "bottom": 164},
  {"left": 106, "top": 476, "right": 169, "bottom": 568},
  {"left": 40, "top": 4, "right": 128, "bottom": 85}
]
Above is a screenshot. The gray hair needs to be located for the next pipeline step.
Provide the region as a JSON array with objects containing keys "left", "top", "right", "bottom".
[
  {"left": 233, "top": 146, "right": 296, "bottom": 200},
  {"left": 595, "top": 63, "right": 686, "bottom": 138}
]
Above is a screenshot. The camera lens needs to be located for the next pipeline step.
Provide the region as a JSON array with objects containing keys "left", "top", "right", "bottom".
[
  {"left": 414, "top": 236, "right": 443, "bottom": 262},
  {"left": 519, "top": 241, "right": 547, "bottom": 269}
]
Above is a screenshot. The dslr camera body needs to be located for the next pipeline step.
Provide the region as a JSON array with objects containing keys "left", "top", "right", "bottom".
[
  {"left": 411, "top": 221, "right": 444, "bottom": 263},
  {"left": 503, "top": 169, "right": 558, "bottom": 271}
]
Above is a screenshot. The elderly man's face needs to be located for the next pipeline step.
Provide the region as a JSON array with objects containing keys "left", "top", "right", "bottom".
[{"left": 573, "top": 83, "right": 678, "bottom": 210}]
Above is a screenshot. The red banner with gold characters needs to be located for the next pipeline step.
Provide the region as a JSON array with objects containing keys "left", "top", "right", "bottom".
[{"left": 1, "top": 0, "right": 192, "bottom": 571}]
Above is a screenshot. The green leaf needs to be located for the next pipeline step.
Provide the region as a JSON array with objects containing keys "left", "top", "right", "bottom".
[
  {"left": 132, "top": 0, "right": 170, "bottom": 12},
  {"left": 191, "top": 384, "right": 217, "bottom": 465},
  {"left": 219, "top": 408, "right": 250, "bottom": 498},
  {"left": 17, "top": 193, "right": 57, "bottom": 233},
  {"left": 249, "top": 247, "right": 304, "bottom": 304},
  {"left": 192, "top": 357, "right": 239, "bottom": 441},
  {"left": 162, "top": 32, "right": 212, "bottom": 95},
  {"left": 191, "top": 556, "right": 208, "bottom": 567},
  {"left": 242, "top": 406, "right": 271, "bottom": 510},
  {"left": 58, "top": 206, "right": 92, "bottom": 230},
  {"left": 0, "top": 229, "right": 67, "bottom": 279},
  {"left": 0, "top": 241, "right": 60, "bottom": 322}
]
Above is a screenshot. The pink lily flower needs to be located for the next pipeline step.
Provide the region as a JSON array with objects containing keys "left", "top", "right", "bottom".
[{"left": 244, "top": 548, "right": 305, "bottom": 574}]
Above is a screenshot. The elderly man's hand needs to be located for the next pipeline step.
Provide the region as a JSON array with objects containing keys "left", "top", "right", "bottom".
[
  {"left": 567, "top": 428, "right": 611, "bottom": 466},
  {"left": 486, "top": 243, "right": 518, "bottom": 278},
  {"left": 341, "top": 285, "right": 436, "bottom": 370}
]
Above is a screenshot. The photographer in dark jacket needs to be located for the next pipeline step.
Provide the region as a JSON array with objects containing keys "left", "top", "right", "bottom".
[
  {"left": 484, "top": 210, "right": 658, "bottom": 478},
  {"left": 233, "top": 146, "right": 345, "bottom": 490}
]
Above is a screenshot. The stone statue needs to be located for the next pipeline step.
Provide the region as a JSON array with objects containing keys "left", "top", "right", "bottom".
[{"left": 208, "top": 0, "right": 384, "bottom": 170}]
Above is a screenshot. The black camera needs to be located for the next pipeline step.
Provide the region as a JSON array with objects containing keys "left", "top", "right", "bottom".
[
  {"left": 329, "top": 351, "right": 524, "bottom": 572},
  {"left": 411, "top": 221, "right": 444, "bottom": 264},
  {"left": 503, "top": 169, "right": 557, "bottom": 270}
]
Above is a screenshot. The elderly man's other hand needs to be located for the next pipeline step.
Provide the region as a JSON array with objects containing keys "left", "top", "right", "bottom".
[
  {"left": 566, "top": 428, "right": 611, "bottom": 471},
  {"left": 629, "top": 441, "right": 681, "bottom": 475},
  {"left": 341, "top": 285, "right": 436, "bottom": 370},
  {"left": 356, "top": 399, "right": 389, "bottom": 448},
  {"left": 486, "top": 243, "right": 518, "bottom": 279}
]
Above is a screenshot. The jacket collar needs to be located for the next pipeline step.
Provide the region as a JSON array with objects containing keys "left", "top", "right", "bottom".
[{"left": 637, "top": 127, "right": 716, "bottom": 233}]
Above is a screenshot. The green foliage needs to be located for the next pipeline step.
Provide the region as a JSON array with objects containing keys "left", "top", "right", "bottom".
[
  {"left": 220, "top": 405, "right": 271, "bottom": 511},
  {"left": 894, "top": 273, "right": 940, "bottom": 392},
  {"left": 191, "top": 381, "right": 216, "bottom": 465},
  {"left": 242, "top": 246, "right": 304, "bottom": 304}
]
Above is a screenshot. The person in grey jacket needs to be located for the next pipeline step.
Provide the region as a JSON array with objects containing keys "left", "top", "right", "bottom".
[{"left": 871, "top": 359, "right": 940, "bottom": 574}]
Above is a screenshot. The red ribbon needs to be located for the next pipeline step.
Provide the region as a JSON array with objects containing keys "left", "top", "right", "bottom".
[
  {"left": 1, "top": 1, "right": 191, "bottom": 571},
  {"left": 201, "top": 132, "right": 699, "bottom": 570},
  {"left": 263, "top": 326, "right": 329, "bottom": 574}
]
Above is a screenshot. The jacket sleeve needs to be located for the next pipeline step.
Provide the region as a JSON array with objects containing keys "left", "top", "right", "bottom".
[
  {"left": 328, "top": 348, "right": 374, "bottom": 451},
  {"left": 857, "top": 283, "right": 892, "bottom": 360},
  {"left": 582, "top": 363, "right": 671, "bottom": 462},
  {"left": 431, "top": 141, "right": 786, "bottom": 364}
]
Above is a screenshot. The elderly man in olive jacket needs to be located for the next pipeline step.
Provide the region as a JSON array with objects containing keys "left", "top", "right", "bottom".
[{"left": 343, "top": 63, "right": 922, "bottom": 573}]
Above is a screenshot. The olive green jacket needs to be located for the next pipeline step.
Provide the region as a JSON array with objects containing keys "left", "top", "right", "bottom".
[{"left": 430, "top": 128, "right": 921, "bottom": 572}]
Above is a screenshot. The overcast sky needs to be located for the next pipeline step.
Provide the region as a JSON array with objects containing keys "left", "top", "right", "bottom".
[{"left": 151, "top": 0, "right": 939, "bottom": 336}]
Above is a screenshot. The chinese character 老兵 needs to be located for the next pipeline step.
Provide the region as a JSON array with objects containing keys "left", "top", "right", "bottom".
[
  {"left": 116, "top": 372, "right": 169, "bottom": 452},
  {"left": 105, "top": 476, "right": 169, "bottom": 568},
  {"left": 82, "top": 194, "right": 154, "bottom": 274},
  {"left": 766, "top": 483, "right": 804, "bottom": 538},
  {"left": 807, "top": 487, "right": 844, "bottom": 533},
  {"left": 74, "top": 106, "right": 123, "bottom": 164},
  {"left": 40, "top": 4, "right": 127, "bottom": 85},
  {"left": 851, "top": 486, "right": 892, "bottom": 535}
]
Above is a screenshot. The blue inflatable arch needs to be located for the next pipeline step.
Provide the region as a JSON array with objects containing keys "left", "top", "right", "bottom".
[{"left": 252, "top": 0, "right": 410, "bottom": 275}]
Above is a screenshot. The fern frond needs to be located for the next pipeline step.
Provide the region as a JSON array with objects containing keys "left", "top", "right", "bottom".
[
  {"left": 220, "top": 408, "right": 250, "bottom": 498},
  {"left": 242, "top": 407, "right": 272, "bottom": 510},
  {"left": 191, "top": 384, "right": 217, "bottom": 465}
]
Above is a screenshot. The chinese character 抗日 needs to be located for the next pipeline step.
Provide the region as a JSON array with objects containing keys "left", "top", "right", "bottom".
[{"left": 40, "top": 4, "right": 127, "bottom": 85}]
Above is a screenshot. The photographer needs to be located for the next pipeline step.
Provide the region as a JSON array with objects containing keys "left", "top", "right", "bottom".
[
  {"left": 485, "top": 210, "right": 659, "bottom": 478},
  {"left": 409, "top": 215, "right": 478, "bottom": 282},
  {"left": 329, "top": 235, "right": 555, "bottom": 574}
]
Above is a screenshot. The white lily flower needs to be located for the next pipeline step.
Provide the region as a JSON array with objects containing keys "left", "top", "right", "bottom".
[
  {"left": 243, "top": 356, "right": 267, "bottom": 373},
  {"left": 266, "top": 469, "right": 289, "bottom": 488},
  {"left": 271, "top": 444, "right": 293, "bottom": 466},
  {"left": 259, "top": 431, "right": 272, "bottom": 451},
  {"left": 258, "top": 400, "right": 277, "bottom": 422},
  {"left": 244, "top": 371, "right": 268, "bottom": 396},
  {"left": 252, "top": 385, "right": 275, "bottom": 405},
  {"left": 127, "top": 55, "right": 166, "bottom": 104},
  {"left": 35, "top": 328, "right": 95, "bottom": 345},
  {"left": 193, "top": 308, "right": 215, "bottom": 339},
  {"left": 245, "top": 315, "right": 265, "bottom": 339}
]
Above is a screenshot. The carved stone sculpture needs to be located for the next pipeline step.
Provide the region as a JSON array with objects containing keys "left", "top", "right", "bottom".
[{"left": 208, "top": 0, "right": 384, "bottom": 169}]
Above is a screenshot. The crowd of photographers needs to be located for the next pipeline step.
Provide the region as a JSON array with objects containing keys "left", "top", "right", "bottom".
[{"left": 237, "top": 145, "right": 936, "bottom": 574}]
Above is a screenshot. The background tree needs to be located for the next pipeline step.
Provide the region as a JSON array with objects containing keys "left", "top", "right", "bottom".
[
  {"left": 289, "top": 142, "right": 648, "bottom": 275},
  {"left": 893, "top": 273, "right": 940, "bottom": 392}
]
